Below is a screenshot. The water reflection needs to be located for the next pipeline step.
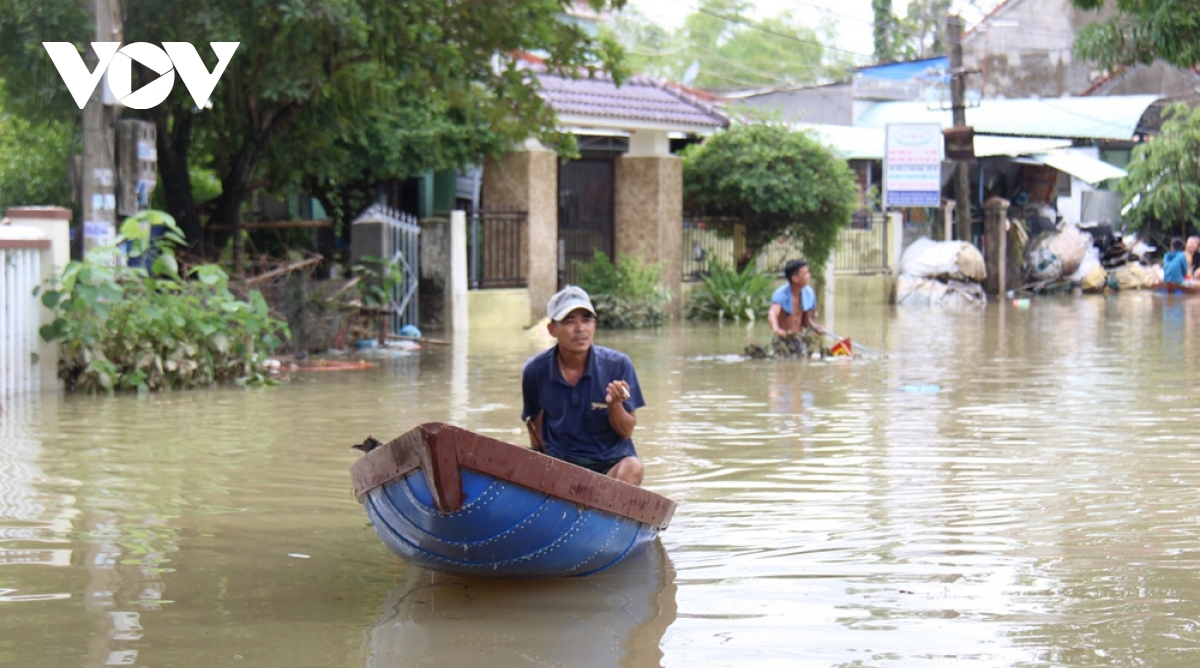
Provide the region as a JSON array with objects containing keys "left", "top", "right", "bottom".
[
  {"left": 363, "top": 542, "right": 676, "bottom": 668},
  {"left": 9, "top": 296, "right": 1200, "bottom": 666}
]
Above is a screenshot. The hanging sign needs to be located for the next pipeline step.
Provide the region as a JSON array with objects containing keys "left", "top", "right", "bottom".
[{"left": 884, "top": 123, "right": 943, "bottom": 207}]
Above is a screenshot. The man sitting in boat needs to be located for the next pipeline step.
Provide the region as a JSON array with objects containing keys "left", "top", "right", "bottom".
[
  {"left": 521, "top": 286, "right": 646, "bottom": 486},
  {"left": 767, "top": 260, "right": 824, "bottom": 355},
  {"left": 1163, "top": 237, "right": 1191, "bottom": 286}
]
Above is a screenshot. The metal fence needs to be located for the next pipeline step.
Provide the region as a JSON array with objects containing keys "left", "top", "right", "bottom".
[
  {"left": 469, "top": 209, "right": 527, "bottom": 289},
  {"left": 682, "top": 213, "right": 890, "bottom": 280},
  {"left": 831, "top": 213, "right": 889, "bottom": 275},
  {"left": 351, "top": 204, "right": 420, "bottom": 333},
  {"left": 681, "top": 217, "right": 737, "bottom": 280},
  {"left": 1, "top": 245, "right": 43, "bottom": 396}
]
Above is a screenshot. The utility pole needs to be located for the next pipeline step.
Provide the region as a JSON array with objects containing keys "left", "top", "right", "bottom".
[
  {"left": 947, "top": 15, "right": 972, "bottom": 243},
  {"left": 80, "top": 0, "right": 122, "bottom": 256}
]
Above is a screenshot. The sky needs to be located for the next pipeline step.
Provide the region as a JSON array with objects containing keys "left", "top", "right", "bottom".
[{"left": 624, "top": 0, "right": 1005, "bottom": 62}]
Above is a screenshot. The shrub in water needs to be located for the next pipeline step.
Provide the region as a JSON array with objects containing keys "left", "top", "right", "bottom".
[
  {"left": 37, "top": 211, "right": 288, "bottom": 392},
  {"left": 687, "top": 261, "right": 775, "bottom": 321},
  {"left": 574, "top": 251, "right": 672, "bottom": 328}
]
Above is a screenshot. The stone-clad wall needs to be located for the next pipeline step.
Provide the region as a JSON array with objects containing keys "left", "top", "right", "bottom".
[
  {"left": 481, "top": 146, "right": 558, "bottom": 321},
  {"left": 614, "top": 156, "right": 683, "bottom": 309}
]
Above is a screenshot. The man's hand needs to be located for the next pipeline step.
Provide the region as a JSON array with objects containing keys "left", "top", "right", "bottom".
[
  {"left": 525, "top": 411, "right": 545, "bottom": 452},
  {"left": 605, "top": 380, "right": 631, "bottom": 405},
  {"left": 604, "top": 381, "right": 637, "bottom": 441}
]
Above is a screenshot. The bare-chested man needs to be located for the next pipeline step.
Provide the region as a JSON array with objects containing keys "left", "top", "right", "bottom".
[{"left": 767, "top": 259, "right": 823, "bottom": 338}]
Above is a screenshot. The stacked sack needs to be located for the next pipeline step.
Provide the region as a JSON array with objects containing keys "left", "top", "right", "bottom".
[{"left": 894, "top": 238, "right": 988, "bottom": 307}]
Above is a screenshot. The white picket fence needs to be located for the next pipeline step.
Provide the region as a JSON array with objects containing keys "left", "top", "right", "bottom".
[{"left": 1, "top": 243, "right": 45, "bottom": 397}]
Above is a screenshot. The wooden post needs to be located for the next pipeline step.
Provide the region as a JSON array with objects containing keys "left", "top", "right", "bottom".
[
  {"left": 80, "top": 0, "right": 122, "bottom": 257},
  {"left": 948, "top": 16, "right": 973, "bottom": 243},
  {"left": 983, "top": 197, "right": 1010, "bottom": 296}
]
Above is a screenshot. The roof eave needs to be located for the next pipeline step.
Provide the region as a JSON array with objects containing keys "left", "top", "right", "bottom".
[{"left": 554, "top": 113, "right": 726, "bottom": 135}]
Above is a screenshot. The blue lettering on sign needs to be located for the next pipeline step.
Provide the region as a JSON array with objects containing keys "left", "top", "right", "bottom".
[{"left": 886, "top": 191, "right": 941, "bottom": 207}]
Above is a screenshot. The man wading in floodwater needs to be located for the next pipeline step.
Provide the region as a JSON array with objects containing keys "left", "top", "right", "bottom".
[
  {"left": 521, "top": 286, "right": 645, "bottom": 486},
  {"left": 764, "top": 260, "right": 825, "bottom": 356}
]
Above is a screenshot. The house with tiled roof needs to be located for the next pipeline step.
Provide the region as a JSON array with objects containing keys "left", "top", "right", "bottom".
[{"left": 479, "top": 63, "right": 728, "bottom": 323}]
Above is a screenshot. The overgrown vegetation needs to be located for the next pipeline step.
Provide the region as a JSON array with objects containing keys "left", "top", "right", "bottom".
[
  {"left": 259, "top": 253, "right": 412, "bottom": 354},
  {"left": 1119, "top": 103, "right": 1200, "bottom": 237},
  {"left": 605, "top": 0, "right": 851, "bottom": 91},
  {"left": 38, "top": 211, "right": 287, "bottom": 392},
  {"left": 0, "top": 79, "right": 74, "bottom": 212},
  {"left": 1072, "top": 0, "right": 1200, "bottom": 71},
  {"left": 686, "top": 261, "right": 775, "bottom": 321},
  {"left": 682, "top": 123, "right": 858, "bottom": 279},
  {"left": 0, "top": 0, "right": 629, "bottom": 247},
  {"left": 574, "top": 251, "right": 672, "bottom": 328}
]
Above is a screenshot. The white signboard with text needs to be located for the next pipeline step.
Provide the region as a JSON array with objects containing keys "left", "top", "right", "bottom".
[{"left": 884, "top": 123, "right": 943, "bottom": 207}]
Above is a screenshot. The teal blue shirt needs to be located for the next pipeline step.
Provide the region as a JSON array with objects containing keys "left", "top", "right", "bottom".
[
  {"left": 771, "top": 283, "right": 816, "bottom": 315},
  {"left": 1164, "top": 250, "right": 1189, "bottom": 284}
]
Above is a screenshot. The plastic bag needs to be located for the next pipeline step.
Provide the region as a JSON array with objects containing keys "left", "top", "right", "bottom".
[
  {"left": 1025, "top": 225, "right": 1093, "bottom": 281},
  {"left": 1080, "top": 265, "right": 1107, "bottom": 292},
  {"left": 894, "top": 273, "right": 987, "bottom": 306},
  {"left": 900, "top": 237, "right": 987, "bottom": 282},
  {"left": 1067, "top": 246, "right": 1101, "bottom": 283}
]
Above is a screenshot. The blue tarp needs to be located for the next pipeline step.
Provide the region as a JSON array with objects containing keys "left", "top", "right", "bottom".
[{"left": 857, "top": 56, "right": 949, "bottom": 82}]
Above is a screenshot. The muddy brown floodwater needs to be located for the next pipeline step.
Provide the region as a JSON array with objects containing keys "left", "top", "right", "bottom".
[{"left": 5, "top": 293, "right": 1200, "bottom": 667}]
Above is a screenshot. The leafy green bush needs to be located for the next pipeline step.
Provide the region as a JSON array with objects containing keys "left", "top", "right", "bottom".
[
  {"left": 687, "top": 261, "right": 775, "bottom": 321},
  {"left": 574, "top": 251, "right": 672, "bottom": 328},
  {"left": 38, "top": 211, "right": 288, "bottom": 392},
  {"left": 0, "top": 81, "right": 74, "bottom": 211},
  {"left": 682, "top": 123, "right": 858, "bottom": 277}
]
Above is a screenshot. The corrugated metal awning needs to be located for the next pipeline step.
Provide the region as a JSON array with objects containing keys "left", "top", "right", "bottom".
[
  {"left": 855, "top": 95, "right": 1162, "bottom": 140},
  {"left": 1030, "top": 151, "right": 1129, "bottom": 185},
  {"left": 795, "top": 123, "right": 1071, "bottom": 160}
]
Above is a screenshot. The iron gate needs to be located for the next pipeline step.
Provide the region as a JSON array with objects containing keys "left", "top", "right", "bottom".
[
  {"left": 350, "top": 204, "right": 420, "bottom": 333},
  {"left": 558, "top": 157, "right": 614, "bottom": 286}
]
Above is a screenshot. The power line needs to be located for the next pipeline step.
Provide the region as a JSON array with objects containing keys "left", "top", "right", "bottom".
[
  {"left": 664, "top": 0, "right": 873, "bottom": 60},
  {"left": 625, "top": 31, "right": 844, "bottom": 89}
]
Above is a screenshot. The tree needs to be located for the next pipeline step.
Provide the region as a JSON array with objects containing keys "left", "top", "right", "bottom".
[
  {"left": 0, "top": 0, "right": 627, "bottom": 250},
  {"left": 875, "top": 0, "right": 979, "bottom": 63},
  {"left": 873, "top": 0, "right": 901, "bottom": 63},
  {"left": 1071, "top": 0, "right": 1200, "bottom": 71},
  {"left": 0, "top": 80, "right": 76, "bottom": 212},
  {"left": 682, "top": 123, "right": 859, "bottom": 275},
  {"left": 608, "top": 0, "right": 848, "bottom": 91},
  {"left": 1118, "top": 103, "right": 1200, "bottom": 238}
]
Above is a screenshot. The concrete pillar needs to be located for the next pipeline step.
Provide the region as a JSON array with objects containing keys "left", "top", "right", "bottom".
[
  {"left": 823, "top": 255, "right": 836, "bottom": 333},
  {"left": 615, "top": 131, "right": 682, "bottom": 310},
  {"left": 448, "top": 210, "right": 468, "bottom": 333},
  {"left": 6, "top": 207, "right": 71, "bottom": 275},
  {"left": 6, "top": 207, "right": 71, "bottom": 392},
  {"left": 887, "top": 211, "right": 903, "bottom": 274},
  {"left": 481, "top": 140, "right": 557, "bottom": 321},
  {"left": 983, "top": 197, "right": 1009, "bottom": 297}
]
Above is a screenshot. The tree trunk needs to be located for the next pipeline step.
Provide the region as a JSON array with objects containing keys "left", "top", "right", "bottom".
[
  {"left": 152, "top": 109, "right": 203, "bottom": 249},
  {"left": 208, "top": 101, "right": 306, "bottom": 280},
  {"left": 211, "top": 153, "right": 255, "bottom": 282}
]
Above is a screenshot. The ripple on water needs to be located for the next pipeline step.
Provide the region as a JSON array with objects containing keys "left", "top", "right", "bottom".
[{"left": 4, "top": 299, "right": 1200, "bottom": 665}]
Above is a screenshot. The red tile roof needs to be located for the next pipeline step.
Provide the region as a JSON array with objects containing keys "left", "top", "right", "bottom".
[{"left": 535, "top": 69, "right": 728, "bottom": 130}]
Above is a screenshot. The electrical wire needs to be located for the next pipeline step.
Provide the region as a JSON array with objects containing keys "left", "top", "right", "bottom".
[{"left": 662, "top": 0, "right": 874, "bottom": 59}]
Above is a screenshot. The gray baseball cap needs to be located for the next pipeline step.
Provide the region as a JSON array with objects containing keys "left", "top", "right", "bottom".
[{"left": 547, "top": 285, "right": 596, "bottom": 322}]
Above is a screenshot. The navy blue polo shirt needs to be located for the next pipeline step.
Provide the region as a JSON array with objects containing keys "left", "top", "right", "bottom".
[{"left": 521, "top": 344, "right": 645, "bottom": 462}]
